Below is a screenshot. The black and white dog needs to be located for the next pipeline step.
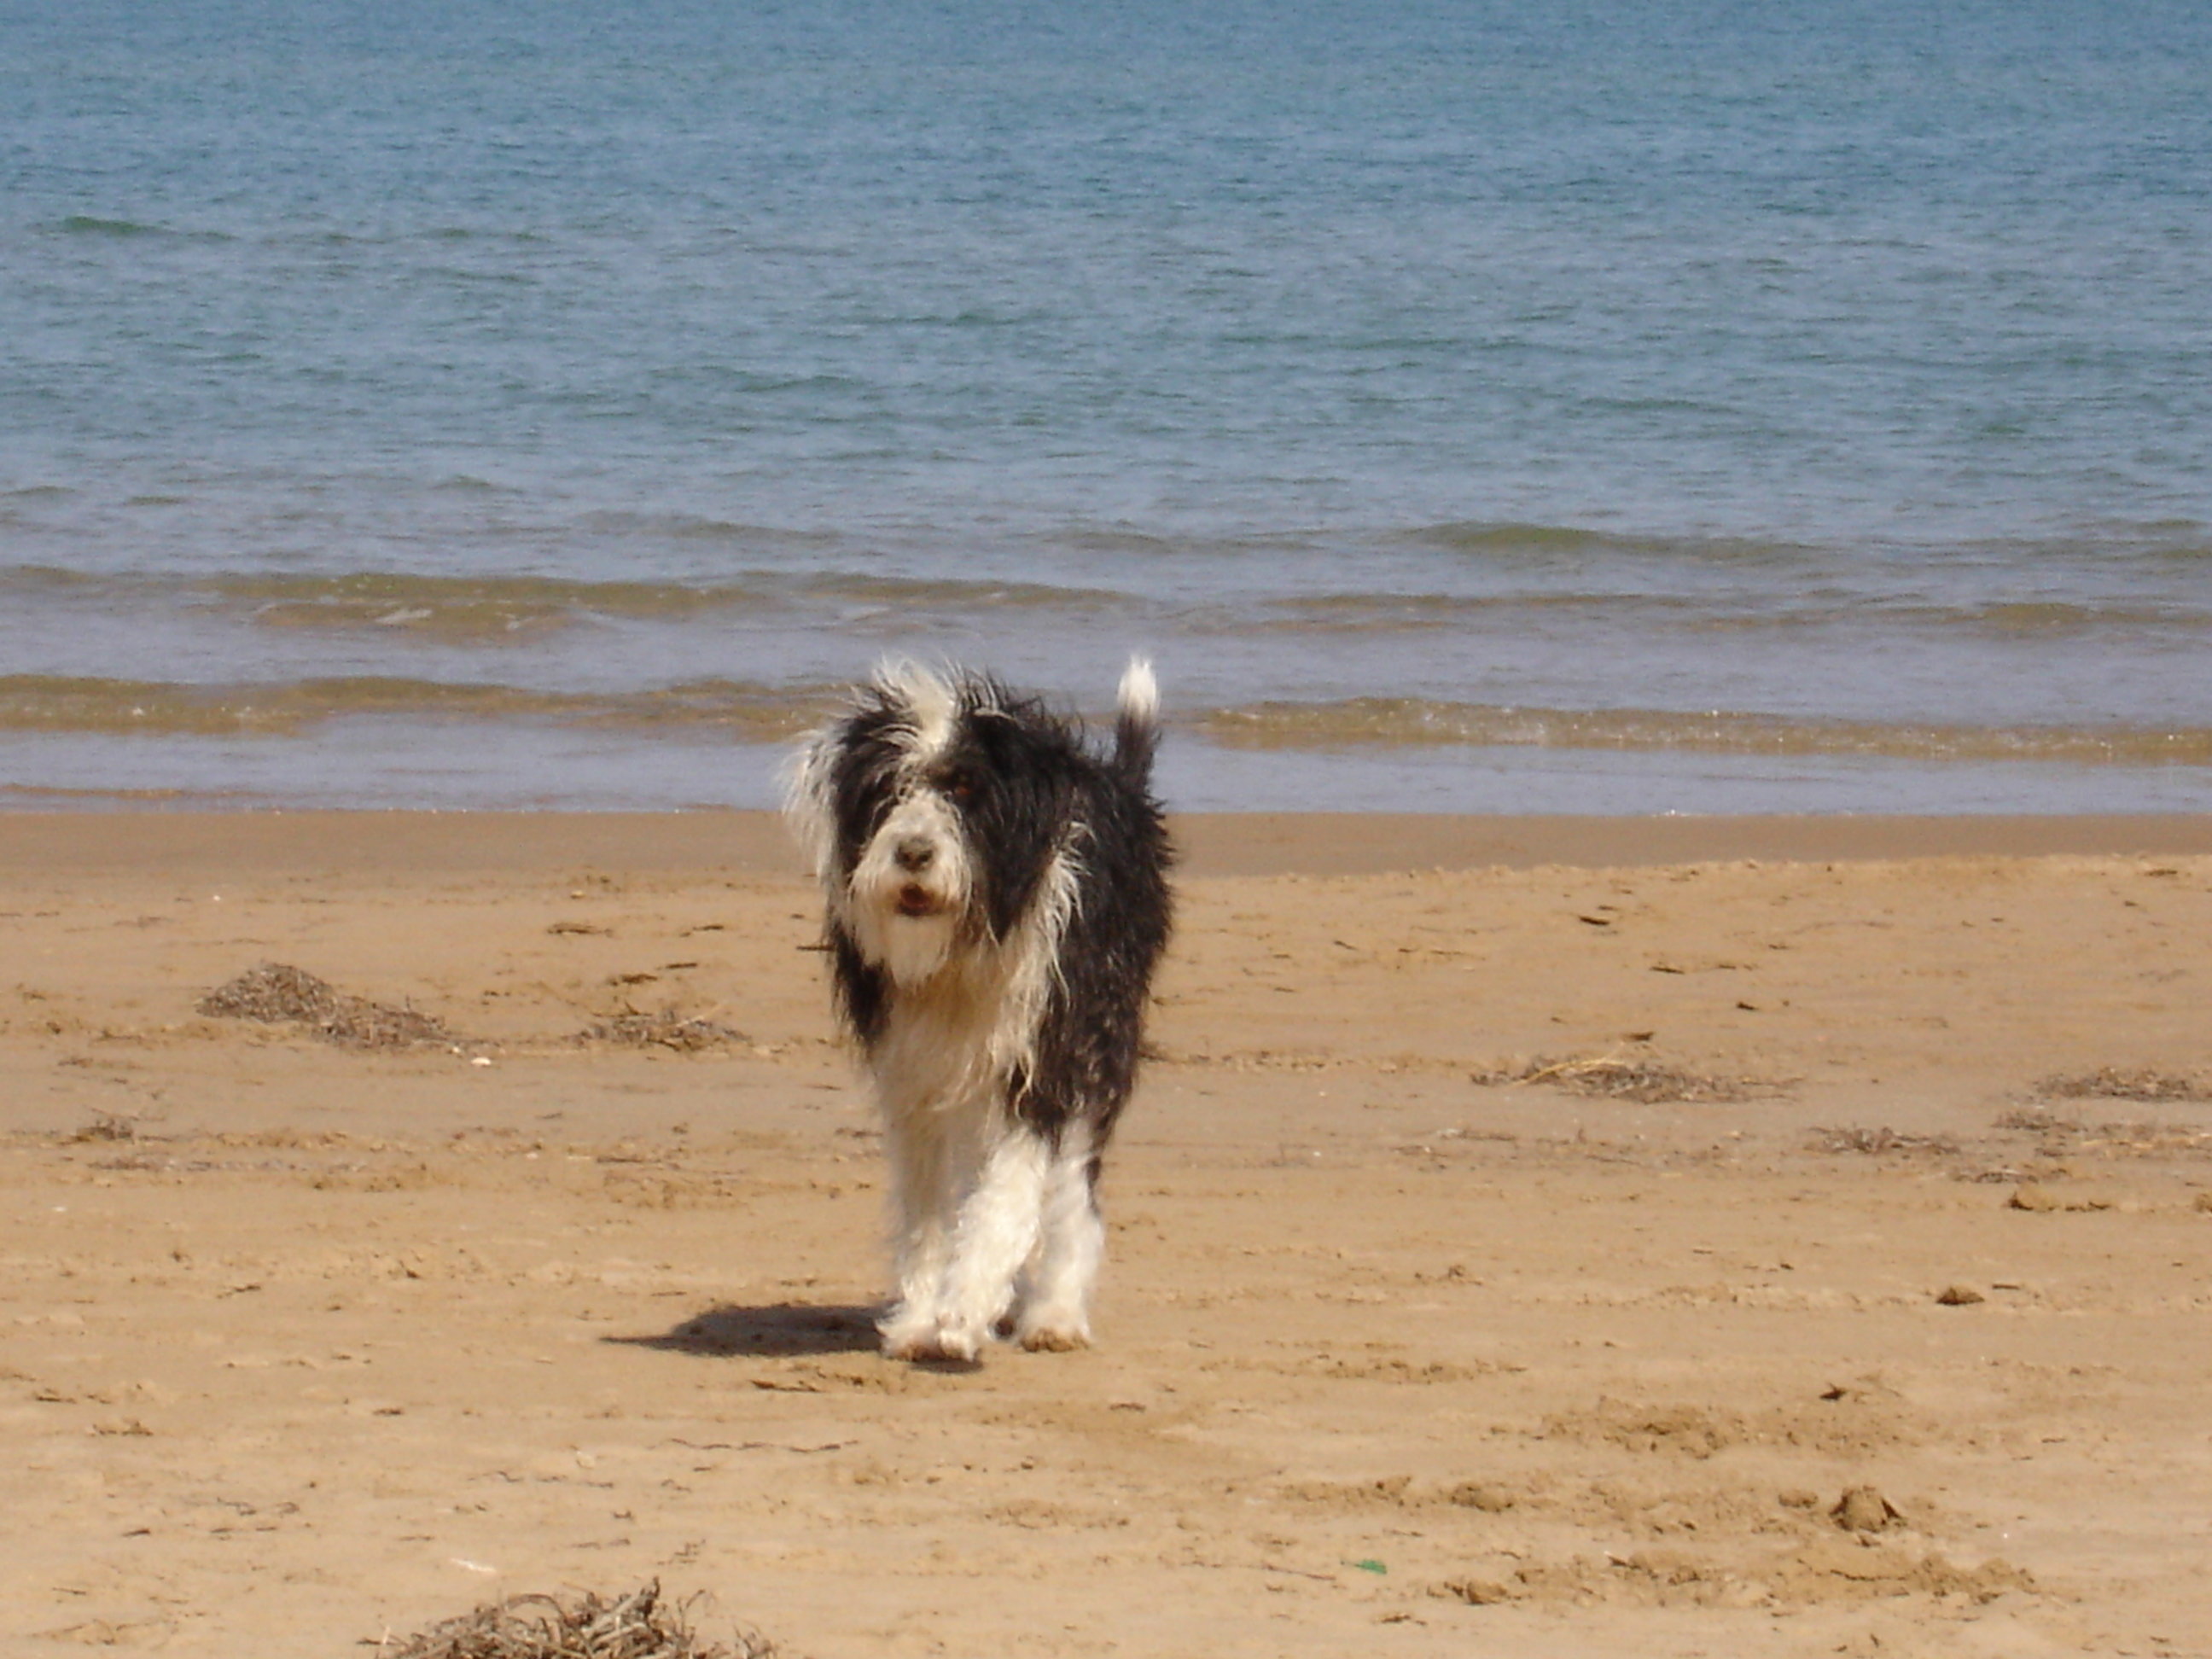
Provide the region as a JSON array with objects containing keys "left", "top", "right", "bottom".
[{"left": 784, "top": 661, "right": 1173, "bottom": 1362}]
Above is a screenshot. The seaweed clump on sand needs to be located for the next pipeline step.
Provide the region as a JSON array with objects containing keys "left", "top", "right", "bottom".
[
  {"left": 1472, "top": 1053, "right": 1783, "bottom": 1105},
  {"left": 380, "top": 1581, "right": 774, "bottom": 1659},
  {"left": 580, "top": 1006, "right": 748, "bottom": 1053},
  {"left": 2037, "top": 1066, "right": 2212, "bottom": 1104},
  {"left": 199, "top": 962, "right": 456, "bottom": 1051}
]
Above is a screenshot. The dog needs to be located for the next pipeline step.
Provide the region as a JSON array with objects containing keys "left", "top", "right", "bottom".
[{"left": 783, "top": 660, "right": 1173, "bottom": 1362}]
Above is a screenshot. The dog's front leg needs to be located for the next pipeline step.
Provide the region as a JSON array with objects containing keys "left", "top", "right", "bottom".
[
  {"left": 922, "top": 1126, "right": 1051, "bottom": 1362},
  {"left": 877, "top": 1110, "right": 958, "bottom": 1359}
]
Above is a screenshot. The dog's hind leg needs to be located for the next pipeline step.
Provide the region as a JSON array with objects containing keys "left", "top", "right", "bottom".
[
  {"left": 1014, "top": 1132, "right": 1103, "bottom": 1352},
  {"left": 923, "top": 1126, "right": 1051, "bottom": 1362}
]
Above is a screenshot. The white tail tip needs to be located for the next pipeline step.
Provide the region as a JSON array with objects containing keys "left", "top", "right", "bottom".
[{"left": 1117, "top": 658, "right": 1159, "bottom": 724}]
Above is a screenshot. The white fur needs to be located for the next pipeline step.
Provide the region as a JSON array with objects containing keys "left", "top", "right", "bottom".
[
  {"left": 1014, "top": 1126, "right": 1104, "bottom": 1351},
  {"left": 864, "top": 844, "right": 1084, "bottom": 1359},
  {"left": 1118, "top": 657, "right": 1159, "bottom": 725},
  {"left": 779, "top": 728, "right": 841, "bottom": 885},
  {"left": 878, "top": 659, "right": 960, "bottom": 763}
]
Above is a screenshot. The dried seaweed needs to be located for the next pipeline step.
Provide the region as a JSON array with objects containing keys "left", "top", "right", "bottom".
[
  {"left": 1813, "top": 1126, "right": 1960, "bottom": 1157},
  {"left": 1996, "top": 1105, "right": 2212, "bottom": 1159},
  {"left": 1994, "top": 1108, "right": 2078, "bottom": 1136},
  {"left": 2037, "top": 1066, "right": 2212, "bottom": 1104},
  {"left": 1473, "top": 1054, "right": 1782, "bottom": 1105},
  {"left": 199, "top": 963, "right": 455, "bottom": 1051},
  {"left": 380, "top": 1581, "right": 772, "bottom": 1659},
  {"left": 581, "top": 1008, "right": 748, "bottom": 1053},
  {"left": 68, "top": 1110, "right": 140, "bottom": 1144}
]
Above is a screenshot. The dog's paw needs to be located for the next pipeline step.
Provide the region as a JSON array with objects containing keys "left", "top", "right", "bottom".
[
  {"left": 880, "top": 1309, "right": 983, "bottom": 1365},
  {"left": 876, "top": 1304, "right": 942, "bottom": 1361},
  {"left": 920, "top": 1318, "right": 986, "bottom": 1364},
  {"left": 884, "top": 1333, "right": 967, "bottom": 1363},
  {"left": 1016, "top": 1319, "right": 1091, "bottom": 1353}
]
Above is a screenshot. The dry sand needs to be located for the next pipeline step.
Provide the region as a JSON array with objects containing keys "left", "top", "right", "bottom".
[{"left": 3, "top": 811, "right": 2209, "bottom": 1657}]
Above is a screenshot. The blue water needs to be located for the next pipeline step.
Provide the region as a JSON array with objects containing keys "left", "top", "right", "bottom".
[{"left": 3, "top": 0, "right": 2209, "bottom": 812}]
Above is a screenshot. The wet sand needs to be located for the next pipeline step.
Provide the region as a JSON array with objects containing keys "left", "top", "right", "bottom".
[{"left": 4, "top": 812, "right": 2209, "bottom": 1656}]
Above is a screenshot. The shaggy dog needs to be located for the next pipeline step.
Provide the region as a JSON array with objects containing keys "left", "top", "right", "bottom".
[{"left": 784, "top": 661, "right": 1173, "bottom": 1361}]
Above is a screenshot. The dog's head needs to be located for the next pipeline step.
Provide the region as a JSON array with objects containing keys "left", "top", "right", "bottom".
[{"left": 785, "top": 664, "right": 1089, "bottom": 987}]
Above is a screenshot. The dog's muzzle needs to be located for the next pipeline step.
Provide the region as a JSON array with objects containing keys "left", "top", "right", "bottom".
[{"left": 892, "top": 835, "right": 946, "bottom": 916}]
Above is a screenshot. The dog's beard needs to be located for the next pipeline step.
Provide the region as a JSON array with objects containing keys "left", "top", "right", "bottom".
[{"left": 848, "top": 887, "right": 962, "bottom": 986}]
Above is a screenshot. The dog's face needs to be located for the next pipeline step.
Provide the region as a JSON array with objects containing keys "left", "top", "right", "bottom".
[{"left": 789, "top": 667, "right": 1078, "bottom": 987}]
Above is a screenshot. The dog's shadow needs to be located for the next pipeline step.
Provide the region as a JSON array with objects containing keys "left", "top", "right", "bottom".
[{"left": 606, "top": 1301, "right": 881, "bottom": 1359}]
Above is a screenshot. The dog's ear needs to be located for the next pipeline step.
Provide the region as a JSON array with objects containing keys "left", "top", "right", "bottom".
[
  {"left": 819, "top": 707, "right": 912, "bottom": 875},
  {"left": 954, "top": 719, "right": 1080, "bottom": 942}
]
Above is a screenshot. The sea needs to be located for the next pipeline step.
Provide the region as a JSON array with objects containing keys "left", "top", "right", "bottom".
[{"left": 4, "top": 0, "right": 2210, "bottom": 815}]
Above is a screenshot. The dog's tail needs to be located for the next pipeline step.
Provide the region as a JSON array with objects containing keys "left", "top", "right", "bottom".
[{"left": 1113, "top": 658, "right": 1161, "bottom": 781}]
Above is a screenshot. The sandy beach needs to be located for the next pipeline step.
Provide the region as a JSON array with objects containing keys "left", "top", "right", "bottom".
[{"left": 4, "top": 810, "right": 2209, "bottom": 1657}]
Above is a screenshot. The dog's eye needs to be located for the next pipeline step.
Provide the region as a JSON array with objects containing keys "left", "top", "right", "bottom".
[{"left": 946, "top": 776, "right": 975, "bottom": 801}]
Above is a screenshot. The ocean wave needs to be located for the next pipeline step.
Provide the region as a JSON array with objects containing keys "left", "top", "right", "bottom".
[
  {"left": 793, "top": 571, "right": 1126, "bottom": 611},
  {"left": 9, "top": 675, "right": 2206, "bottom": 771},
  {"left": 1404, "top": 521, "right": 1621, "bottom": 553},
  {"left": 0, "top": 675, "right": 843, "bottom": 738},
  {"left": 175, "top": 568, "right": 1127, "bottom": 640},
  {"left": 202, "top": 573, "right": 768, "bottom": 640},
  {"left": 1393, "top": 521, "right": 2212, "bottom": 577},
  {"left": 10, "top": 558, "right": 2207, "bottom": 655},
  {"left": 1, "top": 559, "right": 1140, "bottom": 647},
  {"left": 1397, "top": 521, "right": 1814, "bottom": 565},
  {"left": 1197, "top": 699, "right": 2212, "bottom": 767},
  {"left": 575, "top": 511, "right": 846, "bottom": 547},
  {"left": 0, "top": 563, "right": 109, "bottom": 594},
  {"left": 1948, "top": 600, "right": 2212, "bottom": 636},
  {"left": 0, "top": 782, "right": 218, "bottom": 805},
  {"left": 48, "top": 214, "right": 236, "bottom": 244},
  {"left": 52, "top": 215, "right": 164, "bottom": 237},
  {"left": 1243, "top": 591, "right": 1710, "bottom": 632},
  {"left": 1680, "top": 597, "right": 2212, "bottom": 637}
]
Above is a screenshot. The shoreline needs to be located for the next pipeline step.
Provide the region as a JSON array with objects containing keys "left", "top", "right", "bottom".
[{"left": 2, "top": 807, "right": 2211, "bottom": 879}]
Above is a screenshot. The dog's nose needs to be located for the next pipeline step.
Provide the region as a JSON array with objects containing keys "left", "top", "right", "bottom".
[{"left": 894, "top": 836, "right": 935, "bottom": 873}]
